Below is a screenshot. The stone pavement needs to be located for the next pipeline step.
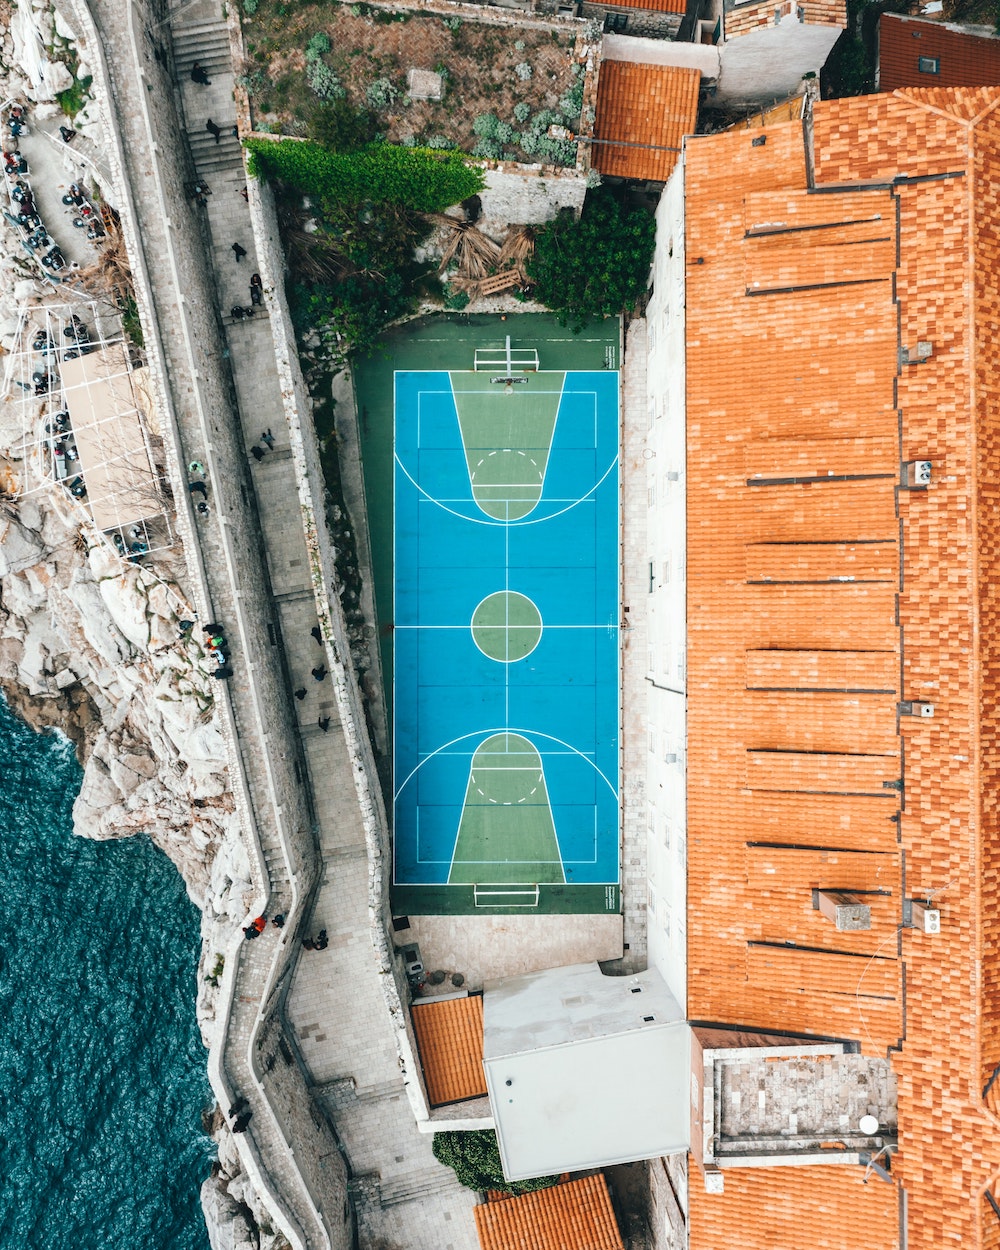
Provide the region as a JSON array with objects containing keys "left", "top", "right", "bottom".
[{"left": 80, "top": 0, "right": 483, "bottom": 1243}]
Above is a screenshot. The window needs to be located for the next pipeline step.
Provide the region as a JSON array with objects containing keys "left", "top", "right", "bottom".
[
  {"left": 918, "top": 56, "right": 940, "bottom": 73},
  {"left": 604, "top": 10, "right": 629, "bottom": 31}
]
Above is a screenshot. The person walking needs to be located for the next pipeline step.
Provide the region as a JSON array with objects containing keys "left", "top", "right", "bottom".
[
  {"left": 318, "top": 716, "right": 330, "bottom": 733},
  {"left": 250, "top": 444, "right": 265, "bottom": 462},
  {"left": 232, "top": 241, "right": 247, "bottom": 262},
  {"left": 310, "top": 625, "right": 323, "bottom": 644},
  {"left": 188, "top": 480, "right": 208, "bottom": 498},
  {"left": 260, "top": 428, "right": 275, "bottom": 449},
  {"left": 294, "top": 687, "right": 307, "bottom": 701},
  {"left": 189, "top": 460, "right": 205, "bottom": 476},
  {"left": 250, "top": 273, "right": 263, "bottom": 305},
  {"left": 312, "top": 664, "right": 327, "bottom": 682},
  {"left": 190, "top": 62, "right": 211, "bottom": 84},
  {"left": 206, "top": 118, "right": 222, "bottom": 142}
]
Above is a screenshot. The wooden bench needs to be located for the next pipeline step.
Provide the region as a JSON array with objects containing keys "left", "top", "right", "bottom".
[{"left": 479, "top": 268, "right": 521, "bottom": 296}]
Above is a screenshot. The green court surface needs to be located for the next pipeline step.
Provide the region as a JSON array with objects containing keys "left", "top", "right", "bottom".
[
  {"left": 453, "top": 371, "right": 564, "bottom": 519},
  {"left": 448, "top": 734, "right": 563, "bottom": 885}
]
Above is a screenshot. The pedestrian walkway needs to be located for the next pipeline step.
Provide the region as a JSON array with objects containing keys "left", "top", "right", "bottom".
[{"left": 81, "top": 0, "right": 479, "bottom": 1244}]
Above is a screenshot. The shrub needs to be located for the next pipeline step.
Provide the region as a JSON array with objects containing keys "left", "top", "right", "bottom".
[
  {"left": 527, "top": 187, "right": 655, "bottom": 330},
  {"left": 443, "top": 14, "right": 462, "bottom": 29},
  {"left": 308, "top": 60, "right": 345, "bottom": 100},
  {"left": 426, "top": 134, "right": 456, "bottom": 149},
  {"left": 559, "top": 76, "right": 585, "bottom": 118},
  {"left": 473, "top": 137, "right": 502, "bottom": 160},
  {"left": 514, "top": 38, "right": 525, "bottom": 50},
  {"left": 495, "top": 121, "right": 514, "bottom": 144},
  {"left": 366, "top": 77, "right": 398, "bottom": 110},
  {"left": 432, "top": 1131, "right": 558, "bottom": 1195},
  {"left": 515, "top": 62, "right": 532, "bottom": 81},
  {"left": 246, "top": 138, "right": 485, "bottom": 214},
  {"left": 243, "top": 0, "right": 258, "bottom": 13},
  {"left": 306, "top": 32, "right": 331, "bottom": 59},
  {"left": 291, "top": 270, "right": 410, "bottom": 365},
  {"left": 443, "top": 284, "right": 470, "bottom": 310},
  {"left": 473, "top": 112, "right": 500, "bottom": 139},
  {"left": 513, "top": 101, "right": 530, "bottom": 123}
]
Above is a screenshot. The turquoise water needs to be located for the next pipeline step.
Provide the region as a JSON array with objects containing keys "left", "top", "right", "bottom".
[{"left": 0, "top": 697, "right": 214, "bottom": 1248}]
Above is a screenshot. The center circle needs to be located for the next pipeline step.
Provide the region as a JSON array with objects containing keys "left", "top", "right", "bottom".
[{"left": 471, "top": 591, "right": 542, "bottom": 663}]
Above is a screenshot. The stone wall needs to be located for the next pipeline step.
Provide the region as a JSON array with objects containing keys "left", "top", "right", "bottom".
[{"left": 579, "top": 3, "right": 682, "bottom": 39}]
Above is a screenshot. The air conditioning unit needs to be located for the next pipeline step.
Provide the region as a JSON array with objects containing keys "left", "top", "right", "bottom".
[
  {"left": 902, "top": 460, "right": 932, "bottom": 489},
  {"left": 898, "top": 700, "right": 934, "bottom": 718}
]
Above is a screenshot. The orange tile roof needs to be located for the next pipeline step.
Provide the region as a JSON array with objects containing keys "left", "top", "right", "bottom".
[
  {"left": 474, "top": 1175, "right": 624, "bottom": 1250},
  {"left": 725, "top": 0, "right": 844, "bottom": 39},
  {"left": 592, "top": 62, "right": 700, "bottom": 183},
  {"left": 682, "top": 88, "right": 1000, "bottom": 1250},
  {"left": 600, "top": 0, "right": 686, "bottom": 16},
  {"left": 879, "top": 14, "right": 1000, "bottom": 93},
  {"left": 410, "top": 994, "right": 486, "bottom": 1107}
]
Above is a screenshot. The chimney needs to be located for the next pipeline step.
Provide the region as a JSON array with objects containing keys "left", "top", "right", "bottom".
[{"left": 813, "top": 889, "right": 871, "bottom": 931}]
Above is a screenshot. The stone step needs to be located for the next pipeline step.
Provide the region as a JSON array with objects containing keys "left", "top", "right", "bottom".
[
  {"left": 169, "top": 17, "right": 230, "bottom": 38},
  {"left": 354, "top": 1077, "right": 406, "bottom": 1103},
  {"left": 173, "top": 45, "right": 231, "bottom": 71},
  {"left": 378, "top": 1164, "right": 460, "bottom": 1208}
]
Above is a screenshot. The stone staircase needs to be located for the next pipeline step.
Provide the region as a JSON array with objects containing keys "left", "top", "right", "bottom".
[
  {"left": 378, "top": 1163, "right": 463, "bottom": 1208},
  {"left": 172, "top": 20, "right": 245, "bottom": 176},
  {"left": 171, "top": 19, "right": 231, "bottom": 79}
]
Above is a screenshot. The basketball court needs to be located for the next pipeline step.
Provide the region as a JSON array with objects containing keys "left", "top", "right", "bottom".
[{"left": 392, "top": 338, "right": 620, "bottom": 915}]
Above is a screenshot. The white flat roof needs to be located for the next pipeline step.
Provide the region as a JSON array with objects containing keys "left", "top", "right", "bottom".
[{"left": 483, "top": 963, "right": 690, "bottom": 1181}]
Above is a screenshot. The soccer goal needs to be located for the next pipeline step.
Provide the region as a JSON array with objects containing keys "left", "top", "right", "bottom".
[{"left": 474, "top": 335, "right": 539, "bottom": 376}]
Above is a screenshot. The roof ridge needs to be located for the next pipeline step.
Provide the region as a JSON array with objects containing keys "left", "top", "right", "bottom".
[{"left": 894, "top": 84, "right": 1000, "bottom": 126}]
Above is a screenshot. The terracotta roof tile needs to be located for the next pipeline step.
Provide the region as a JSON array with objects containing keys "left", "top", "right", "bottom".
[
  {"left": 725, "top": 0, "right": 845, "bottom": 39},
  {"left": 683, "top": 89, "right": 1000, "bottom": 1249},
  {"left": 592, "top": 62, "right": 700, "bottom": 183},
  {"left": 601, "top": 0, "right": 686, "bottom": 16},
  {"left": 880, "top": 14, "right": 1000, "bottom": 93},
  {"left": 689, "top": 1166, "right": 900, "bottom": 1249},
  {"left": 410, "top": 995, "right": 486, "bottom": 1107},
  {"left": 474, "top": 1175, "right": 623, "bottom": 1250}
]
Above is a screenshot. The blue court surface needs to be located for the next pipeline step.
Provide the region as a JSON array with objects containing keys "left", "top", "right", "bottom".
[{"left": 392, "top": 369, "right": 620, "bottom": 913}]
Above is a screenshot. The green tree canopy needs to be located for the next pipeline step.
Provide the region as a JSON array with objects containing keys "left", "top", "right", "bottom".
[
  {"left": 432, "top": 1130, "right": 559, "bottom": 1195},
  {"left": 246, "top": 137, "right": 484, "bottom": 215},
  {"left": 527, "top": 188, "right": 655, "bottom": 331}
]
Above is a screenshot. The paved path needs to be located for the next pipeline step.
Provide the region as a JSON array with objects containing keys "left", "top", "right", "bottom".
[{"left": 83, "top": 0, "right": 480, "bottom": 1244}]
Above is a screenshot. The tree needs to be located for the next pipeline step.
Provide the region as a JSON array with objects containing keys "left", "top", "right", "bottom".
[
  {"left": 432, "top": 1130, "right": 559, "bottom": 1195},
  {"left": 527, "top": 188, "right": 655, "bottom": 331},
  {"left": 311, "top": 98, "right": 379, "bottom": 154}
]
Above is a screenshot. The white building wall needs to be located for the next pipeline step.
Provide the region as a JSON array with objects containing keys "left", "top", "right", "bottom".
[
  {"left": 716, "top": 21, "right": 841, "bottom": 105},
  {"left": 643, "top": 163, "right": 687, "bottom": 1012}
]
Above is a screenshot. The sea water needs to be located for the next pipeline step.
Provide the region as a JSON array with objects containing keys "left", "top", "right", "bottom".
[{"left": 0, "top": 697, "right": 213, "bottom": 1248}]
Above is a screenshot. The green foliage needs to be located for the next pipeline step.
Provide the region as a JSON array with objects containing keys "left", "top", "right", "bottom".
[
  {"left": 425, "top": 134, "right": 456, "bottom": 150},
  {"left": 443, "top": 14, "right": 462, "bottom": 29},
  {"left": 236, "top": 69, "right": 267, "bottom": 97},
  {"left": 56, "top": 72, "right": 92, "bottom": 119},
  {"left": 473, "top": 112, "right": 501, "bottom": 139},
  {"left": 247, "top": 138, "right": 484, "bottom": 213},
  {"left": 305, "top": 31, "right": 332, "bottom": 59},
  {"left": 513, "top": 101, "right": 531, "bottom": 124},
  {"left": 558, "top": 75, "right": 584, "bottom": 119},
  {"left": 312, "top": 99, "right": 379, "bottom": 152},
  {"left": 432, "top": 1131, "right": 558, "bottom": 1195},
  {"left": 473, "top": 138, "right": 502, "bottom": 160},
  {"left": 515, "top": 61, "right": 532, "bottom": 81},
  {"left": 292, "top": 271, "right": 409, "bottom": 364},
  {"left": 243, "top": 0, "right": 258, "bottom": 13},
  {"left": 527, "top": 188, "right": 654, "bottom": 330},
  {"left": 308, "top": 60, "right": 345, "bottom": 100},
  {"left": 443, "top": 284, "right": 470, "bottom": 310},
  {"left": 366, "top": 76, "right": 398, "bottom": 109}
]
